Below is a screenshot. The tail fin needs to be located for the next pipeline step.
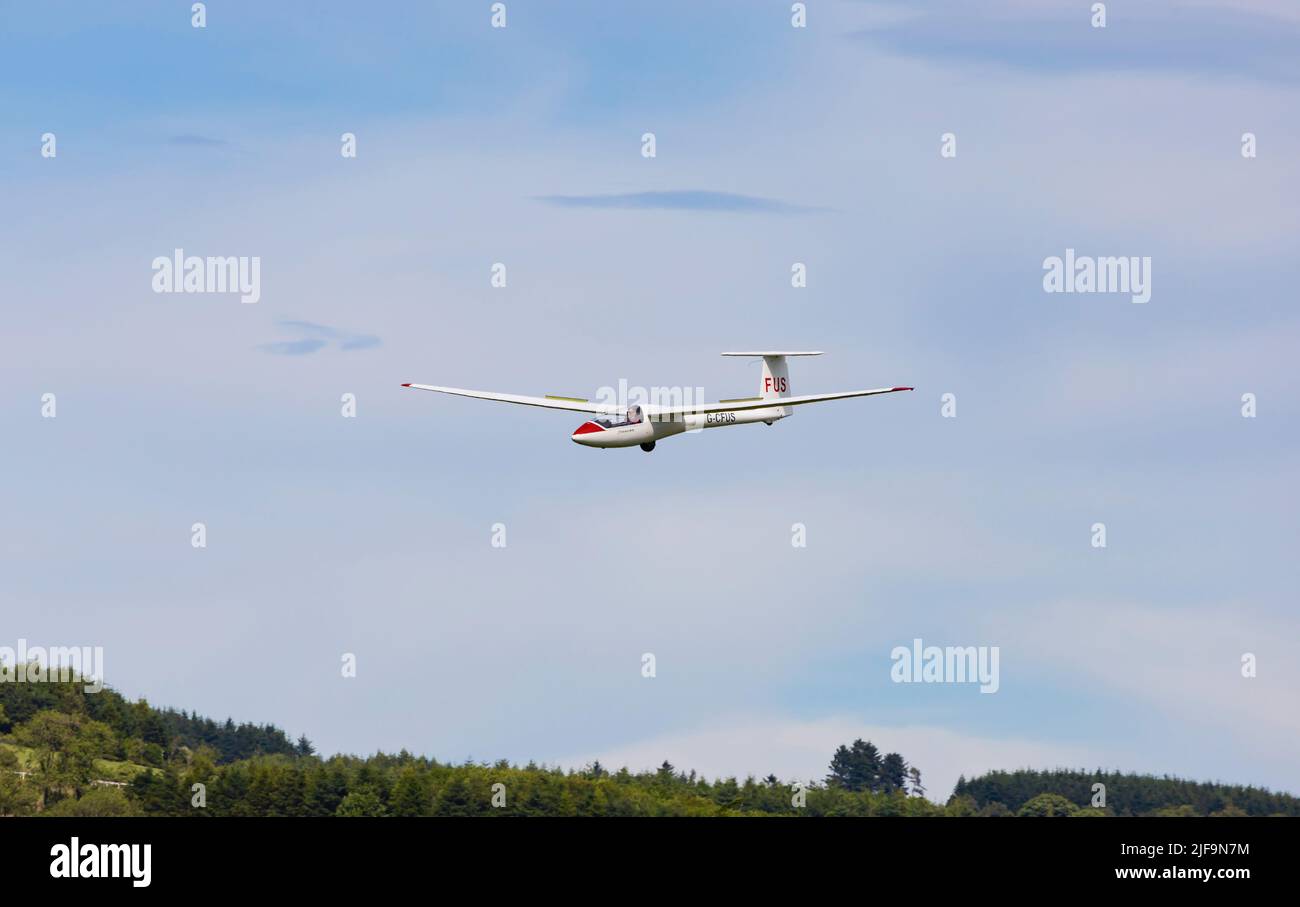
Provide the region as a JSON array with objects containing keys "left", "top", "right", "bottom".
[{"left": 720, "top": 351, "right": 823, "bottom": 415}]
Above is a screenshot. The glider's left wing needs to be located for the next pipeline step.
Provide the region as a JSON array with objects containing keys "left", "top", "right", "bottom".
[{"left": 401, "top": 383, "right": 625, "bottom": 416}]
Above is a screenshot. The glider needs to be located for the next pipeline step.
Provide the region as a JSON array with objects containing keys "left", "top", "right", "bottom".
[{"left": 402, "top": 352, "right": 912, "bottom": 451}]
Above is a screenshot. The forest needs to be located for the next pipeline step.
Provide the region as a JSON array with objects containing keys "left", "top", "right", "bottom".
[{"left": 2, "top": 671, "right": 1295, "bottom": 817}]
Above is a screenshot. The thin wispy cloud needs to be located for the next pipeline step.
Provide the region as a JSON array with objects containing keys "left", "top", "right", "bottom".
[
  {"left": 339, "top": 335, "right": 381, "bottom": 351},
  {"left": 536, "top": 190, "right": 824, "bottom": 214},
  {"left": 167, "top": 134, "right": 230, "bottom": 147},
  {"left": 259, "top": 338, "right": 328, "bottom": 356},
  {"left": 257, "top": 320, "right": 380, "bottom": 356},
  {"left": 852, "top": 1, "right": 1300, "bottom": 83}
]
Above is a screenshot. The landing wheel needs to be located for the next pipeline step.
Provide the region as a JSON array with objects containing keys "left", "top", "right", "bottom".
[{"left": 640, "top": 442, "right": 656, "bottom": 452}]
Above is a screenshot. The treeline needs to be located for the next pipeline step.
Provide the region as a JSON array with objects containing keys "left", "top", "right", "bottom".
[
  {"left": 3, "top": 672, "right": 1297, "bottom": 817},
  {"left": 952, "top": 769, "right": 1299, "bottom": 817},
  {"left": 0, "top": 668, "right": 301, "bottom": 766},
  {"left": 125, "top": 754, "right": 945, "bottom": 818}
]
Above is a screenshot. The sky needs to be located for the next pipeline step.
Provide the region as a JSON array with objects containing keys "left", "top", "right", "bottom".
[{"left": 2, "top": 0, "right": 1298, "bottom": 801}]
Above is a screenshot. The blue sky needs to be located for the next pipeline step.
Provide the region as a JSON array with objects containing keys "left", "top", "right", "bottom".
[{"left": 2, "top": 0, "right": 1298, "bottom": 799}]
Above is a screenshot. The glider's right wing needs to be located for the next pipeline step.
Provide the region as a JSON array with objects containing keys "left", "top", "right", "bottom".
[
  {"left": 645, "top": 386, "right": 913, "bottom": 416},
  {"left": 401, "top": 384, "right": 625, "bottom": 416}
]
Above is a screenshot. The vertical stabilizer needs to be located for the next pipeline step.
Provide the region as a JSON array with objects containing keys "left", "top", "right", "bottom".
[{"left": 720, "top": 351, "right": 823, "bottom": 418}]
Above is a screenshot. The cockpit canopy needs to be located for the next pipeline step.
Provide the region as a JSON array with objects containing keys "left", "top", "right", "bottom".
[{"left": 594, "top": 404, "right": 644, "bottom": 429}]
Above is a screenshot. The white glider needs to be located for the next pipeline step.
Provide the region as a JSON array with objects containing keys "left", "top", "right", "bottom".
[{"left": 402, "top": 352, "right": 912, "bottom": 451}]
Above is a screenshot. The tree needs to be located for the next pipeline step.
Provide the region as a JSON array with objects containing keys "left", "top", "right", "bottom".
[
  {"left": 1017, "top": 793, "right": 1078, "bottom": 817},
  {"left": 14, "top": 710, "right": 112, "bottom": 805},
  {"left": 1148, "top": 804, "right": 1198, "bottom": 817},
  {"left": 946, "top": 794, "right": 978, "bottom": 816},
  {"left": 1210, "top": 802, "right": 1248, "bottom": 817},
  {"left": 907, "top": 766, "right": 926, "bottom": 799},
  {"left": 880, "top": 753, "right": 908, "bottom": 792},
  {"left": 130, "top": 767, "right": 186, "bottom": 816},
  {"left": 335, "top": 788, "right": 387, "bottom": 817},
  {"left": 0, "top": 748, "right": 38, "bottom": 816},
  {"left": 827, "top": 739, "right": 881, "bottom": 792},
  {"left": 432, "top": 775, "right": 476, "bottom": 816},
  {"left": 44, "top": 786, "right": 138, "bottom": 817},
  {"left": 390, "top": 768, "right": 429, "bottom": 817},
  {"left": 306, "top": 761, "right": 349, "bottom": 816}
]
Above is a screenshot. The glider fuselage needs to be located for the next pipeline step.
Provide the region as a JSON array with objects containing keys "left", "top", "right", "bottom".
[{"left": 570, "top": 404, "right": 790, "bottom": 448}]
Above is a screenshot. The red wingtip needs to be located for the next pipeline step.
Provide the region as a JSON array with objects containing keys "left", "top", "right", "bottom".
[
  {"left": 401, "top": 383, "right": 412, "bottom": 387},
  {"left": 893, "top": 386, "right": 914, "bottom": 392}
]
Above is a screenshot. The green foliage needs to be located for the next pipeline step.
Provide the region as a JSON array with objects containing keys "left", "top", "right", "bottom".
[
  {"left": 826, "top": 739, "right": 882, "bottom": 792},
  {"left": 953, "top": 768, "right": 1299, "bottom": 817},
  {"left": 14, "top": 710, "right": 115, "bottom": 805},
  {"left": 945, "top": 794, "right": 978, "bottom": 817},
  {"left": 336, "top": 788, "right": 388, "bottom": 817},
  {"left": 5, "top": 675, "right": 1295, "bottom": 818},
  {"left": 0, "top": 746, "right": 39, "bottom": 816},
  {"left": 1210, "top": 802, "right": 1248, "bottom": 817},
  {"left": 880, "top": 752, "right": 908, "bottom": 792},
  {"left": 826, "top": 739, "right": 915, "bottom": 797},
  {"left": 0, "top": 670, "right": 304, "bottom": 765},
  {"left": 1017, "top": 793, "right": 1078, "bottom": 817},
  {"left": 390, "top": 767, "right": 430, "bottom": 817},
  {"left": 41, "top": 786, "right": 138, "bottom": 817}
]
